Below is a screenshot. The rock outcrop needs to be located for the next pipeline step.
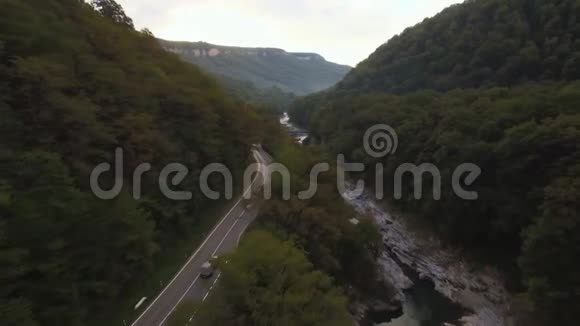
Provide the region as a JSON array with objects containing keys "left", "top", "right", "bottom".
[
  {"left": 158, "top": 40, "right": 351, "bottom": 95},
  {"left": 343, "top": 186, "right": 512, "bottom": 326}
]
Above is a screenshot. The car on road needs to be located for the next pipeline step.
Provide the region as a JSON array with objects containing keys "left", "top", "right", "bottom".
[{"left": 200, "top": 261, "right": 214, "bottom": 279}]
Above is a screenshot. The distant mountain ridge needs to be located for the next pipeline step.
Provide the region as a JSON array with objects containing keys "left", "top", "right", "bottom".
[{"left": 159, "top": 39, "right": 351, "bottom": 95}]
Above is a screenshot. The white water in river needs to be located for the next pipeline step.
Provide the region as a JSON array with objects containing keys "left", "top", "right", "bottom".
[
  {"left": 279, "top": 118, "right": 509, "bottom": 326},
  {"left": 280, "top": 112, "right": 308, "bottom": 144}
]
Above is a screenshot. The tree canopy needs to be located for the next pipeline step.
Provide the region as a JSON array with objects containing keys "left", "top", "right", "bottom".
[
  {"left": 0, "top": 0, "right": 265, "bottom": 324},
  {"left": 89, "top": 0, "right": 134, "bottom": 28},
  {"left": 186, "top": 231, "right": 352, "bottom": 326},
  {"left": 338, "top": 0, "right": 580, "bottom": 94},
  {"left": 289, "top": 0, "right": 580, "bottom": 323}
]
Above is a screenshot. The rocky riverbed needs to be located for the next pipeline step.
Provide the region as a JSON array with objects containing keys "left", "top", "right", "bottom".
[{"left": 343, "top": 186, "right": 512, "bottom": 326}]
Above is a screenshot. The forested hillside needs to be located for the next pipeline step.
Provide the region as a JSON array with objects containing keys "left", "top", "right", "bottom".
[
  {"left": 160, "top": 40, "right": 351, "bottom": 95},
  {"left": 0, "top": 0, "right": 264, "bottom": 325},
  {"left": 216, "top": 75, "right": 296, "bottom": 113},
  {"left": 290, "top": 0, "right": 580, "bottom": 324},
  {"left": 337, "top": 0, "right": 580, "bottom": 94}
]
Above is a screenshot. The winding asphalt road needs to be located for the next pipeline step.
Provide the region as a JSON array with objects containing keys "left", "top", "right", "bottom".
[{"left": 130, "top": 148, "right": 271, "bottom": 326}]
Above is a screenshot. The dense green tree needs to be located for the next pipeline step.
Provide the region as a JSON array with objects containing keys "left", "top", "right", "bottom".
[
  {"left": 166, "top": 301, "right": 198, "bottom": 326},
  {"left": 0, "top": 0, "right": 267, "bottom": 324},
  {"left": 292, "top": 84, "right": 580, "bottom": 258},
  {"left": 190, "top": 231, "right": 352, "bottom": 326},
  {"left": 334, "top": 0, "right": 580, "bottom": 94},
  {"left": 90, "top": 0, "right": 134, "bottom": 28},
  {"left": 255, "top": 141, "right": 391, "bottom": 299},
  {"left": 519, "top": 167, "right": 580, "bottom": 324},
  {"left": 206, "top": 75, "right": 297, "bottom": 113},
  {"left": 289, "top": 2, "right": 580, "bottom": 324}
]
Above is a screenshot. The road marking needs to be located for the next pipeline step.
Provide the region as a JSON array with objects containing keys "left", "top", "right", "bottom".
[
  {"left": 214, "top": 273, "right": 221, "bottom": 283},
  {"left": 158, "top": 214, "right": 243, "bottom": 325},
  {"left": 211, "top": 214, "right": 242, "bottom": 256},
  {"left": 201, "top": 272, "right": 221, "bottom": 303},
  {"left": 131, "top": 151, "right": 264, "bottom": 326},
  {"left": 237, "top": 223, "right": 251, "bottom": 245},
  {"left": 185, "top": 272, "right": 220, "bottom": 324}
]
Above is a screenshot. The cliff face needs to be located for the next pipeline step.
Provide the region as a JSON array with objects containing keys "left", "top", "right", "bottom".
[{"left": 159, "top": 40, "right": 351, "bottom": 95}]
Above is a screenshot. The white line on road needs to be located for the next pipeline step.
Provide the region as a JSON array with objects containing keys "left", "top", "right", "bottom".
[
  {"left": 158, "top": 213, "right": 244, "bottom": 326},
  {"left": 131, "top": 151, "right": 263, "bottom": 326},
  {"left": 201, "top": 272, "right": 221, "bottom": 303},
  {"left": 211, "top": 214, "right": 242, "bottom": 257},
  {"left": 213, "top": 273, "right": 221, "bottom": 284},
  {"left": 186, "top": 273, "right": 221, "bottom": 324}
]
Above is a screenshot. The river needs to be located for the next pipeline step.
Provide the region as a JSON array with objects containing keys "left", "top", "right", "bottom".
[
  {"left": 280, "top": 113, "right": 509, "bottom": 326},
  {"left": 342, "top": 185, "right": 509, "bottom": 326},
  {"left": 380, "top": 282, "right": 464, "bottom": 326},
  {"left": 280, "top": 112, "right": 309, "bottom": 144},
  {"left": 342, "top": 187, "right": 470, "bottom": 326}
]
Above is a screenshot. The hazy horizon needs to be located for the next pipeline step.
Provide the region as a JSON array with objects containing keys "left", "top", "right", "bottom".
[{"left": 117, "top": 0, "right": 462, "bottom": 66}]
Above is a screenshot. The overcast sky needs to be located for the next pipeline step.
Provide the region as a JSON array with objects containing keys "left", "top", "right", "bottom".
[{"left": 117, "top": 0, "right": 462, "bottom": 66}]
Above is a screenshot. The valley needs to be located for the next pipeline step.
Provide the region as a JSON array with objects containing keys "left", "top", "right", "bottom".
[
  {"left": 2, "top": 1, "right": 579, "bottom": 326},
  {"left": 160, "top": 40, "right": 351, "bottom": 95},
  {"left": 277, "top": 117, "right": 508, "bottom": 326}
]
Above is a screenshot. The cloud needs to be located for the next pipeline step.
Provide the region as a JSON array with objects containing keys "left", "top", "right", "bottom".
[{"left": 118, "top": 0, "right": 462, "bottom": 66}]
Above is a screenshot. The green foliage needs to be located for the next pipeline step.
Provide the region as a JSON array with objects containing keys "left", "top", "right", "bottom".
[
  {"left": 292, "top": 83, "right": 580, "bottom": 260},
  {"left": 191, "top": 230, "right": 352, "bottom": 326},
  {"left": 90, "top": 0, "right": 134, "bottom": 28},
  {"left": 166, "top": 301, "right": 198, "bottom": 326},
  {"left": 217, "top": 75, "right": 296, "bottom": 113},
  {"left": 519, "top": 166, "right": 580, "bottom": 324},
  {"left": 289, "top": 1, "right": 580, "bottom": 324},
  {"left": 0, "top": 0, "right": 266, "bottom": 324},
  {"left": 159, "top": 40, "right": 351, "bottom": 96},
  {"left": 256, "top": 141, "right": 391, "bottom": 299},
  {"left": 0, "top": 299, "right": 38, "bottom": 326},
  {"left": 0, "top": 151, "right": 158, "bottom": 324},
  {"left": 338, "top": 0, "right": 580, "bottom": 94}
]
